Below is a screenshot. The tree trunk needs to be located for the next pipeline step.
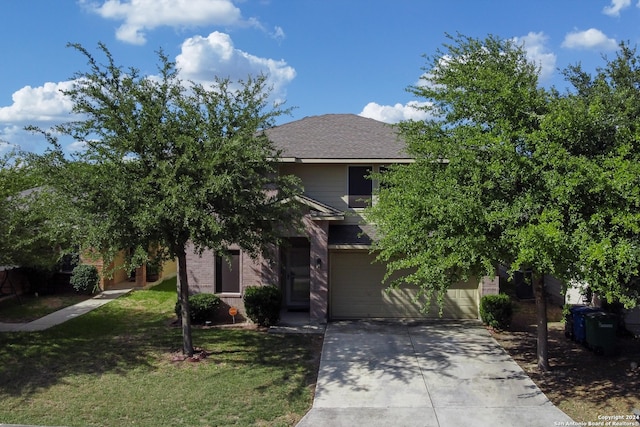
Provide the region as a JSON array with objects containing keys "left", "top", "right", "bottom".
[
  {"left": 533, "top": 273, "right": 549, "bottom": 372},
  {"left": 177, "top": 248, "right": 194, "bottom": 357}
]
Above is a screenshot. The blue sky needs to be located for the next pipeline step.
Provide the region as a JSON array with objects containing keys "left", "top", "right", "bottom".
[{"left": 1, "top": 0, "right": 639, "bottom": 153}]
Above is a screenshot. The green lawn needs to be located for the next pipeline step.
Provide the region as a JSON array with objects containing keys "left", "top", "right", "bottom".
[
  {"left": 0, "top": 278, "right": 322, "bottom": 426},
  {"left": 0, "top": 292, "right": 92, "bottom": 323}
]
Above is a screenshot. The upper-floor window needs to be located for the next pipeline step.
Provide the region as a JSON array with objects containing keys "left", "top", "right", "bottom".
[{"left": 348, "top": 165, "right": 372, "bottom": 208}]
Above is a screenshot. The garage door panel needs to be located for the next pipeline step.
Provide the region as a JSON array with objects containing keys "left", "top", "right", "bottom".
[{"left": 330, "top": 252, "right": 478, "bottom": 319}]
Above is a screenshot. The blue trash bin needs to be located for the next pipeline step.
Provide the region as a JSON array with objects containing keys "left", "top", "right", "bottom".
[
  {"left": 565, "top": 306, "right": 584, "bottom": 339},
  {"left": 571, "top": 306, "right": 603, "bottom": 344}
]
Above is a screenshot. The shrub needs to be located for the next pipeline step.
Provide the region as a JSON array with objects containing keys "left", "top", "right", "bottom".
[
  {"left": 145, "top": 259, "right": 162, "bottom": 282},
  {"left": 480, "top": 293, "right": 513, "bottom": 330},
  {"left": 175, "top": 293, "right": 221, "bottom": 324},
  {"left": 243, "top": 285, "right": 282, "bottom": 327},
  {"left": 70, "top": 264, "right": 100, "bottom": 294}
]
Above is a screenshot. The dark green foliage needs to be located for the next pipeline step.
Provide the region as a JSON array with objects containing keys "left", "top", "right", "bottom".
[
  {"left": 0, "top": 151, "right": 77, "bottom": 271},
  {"left": 175, "top": 293, "right": 220, "bottom": 324},
  {"left": 367, "top": 34, "right": 551, "bottom": 315},
  {"left": 243, "top": 285, "right": 282, "bottom": 327},
  {"left": 549, "top": 44, "right": 640, "bottom": 310},
  {"left": 145, "top": 259, "right": 162, "bottom": 281},
  {"left": 480, "top": 294, "right": 513, "bottom": 330},
  {"left": 367, "top": 33, "right": 640, "bottom": 370},
  {"left": 69, "top": 264, "right": 100, "bottom": 294},
  {"left": 33, "top": 43, "right": 303, "bottom": 356}
]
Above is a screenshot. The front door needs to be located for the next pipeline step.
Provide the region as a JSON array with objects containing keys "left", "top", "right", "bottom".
[{"left": 281, "top": 238, "right": 311, "bottom": 310}]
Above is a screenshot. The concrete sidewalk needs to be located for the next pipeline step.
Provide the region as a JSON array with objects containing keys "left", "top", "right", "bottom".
[
  {"left": 297, "top": 320, "right": 574, "bottom": 427},
  {"left": 0, "top": 289, "right": 132, "bottom": 332}
]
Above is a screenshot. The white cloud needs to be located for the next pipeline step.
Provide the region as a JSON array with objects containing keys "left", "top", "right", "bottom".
[
  {"left": 0, "top": 32, "right": 296, "bottom": 126},
  {"left": 562, "top": 28, "right": 618, "bottom": 51},
  {"left": 0, "top": 125, "right": 22, "bottom": 142},
  {"left": 513, "top": 32, "right": 557, "bottom": 81},
  {"left": 0, "top": 32, "right": 296, "bottom": 152},
  {"left": 272, "top": 26, "right": 285, "bottom": 42},
  {"left": 603, "top": 0, "right": 631, "bottom": 16},
  {"left": 83, "top": 0, "right": 245, "bottom": 45},
  {"left": 0, "top": 81, "right": 75, "bottom": 123},
  {"left": 359, "top": 101, "right": 432, "bottom": 124},
  {"left": 67, "top": 140, "right": 89, "bottom": 153},
  {"left": 0, "top": 124, "right": 51, "bottom": 153},
  {"left": 0, "top": 133, "right": 19, "bottom": 155},
  {"left": 176, "top": 31, "right": 296, "bottom": 98}
]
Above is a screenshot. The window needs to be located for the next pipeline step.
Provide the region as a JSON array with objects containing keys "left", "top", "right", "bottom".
[
  {"left": 215, "top": 250, "right": 240, "bottom": 293},
  {"left": 59, "top": 252, "right": 79, "bottom": 274},
  {"left": 348, "top": 166, "right": 372, "bottom": 208}
]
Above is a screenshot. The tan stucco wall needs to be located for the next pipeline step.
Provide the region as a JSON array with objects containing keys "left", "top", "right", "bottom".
[
  {"left": 329, "top": 250, "right": 481, "bottom": 319},
  {"left": 279, "top": 163, "right": 388, "bottom": 225}
]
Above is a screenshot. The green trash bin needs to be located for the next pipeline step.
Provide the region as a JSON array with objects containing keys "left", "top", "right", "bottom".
[{"left": 584, "top": 312, "right": 617, "bottom": 355}]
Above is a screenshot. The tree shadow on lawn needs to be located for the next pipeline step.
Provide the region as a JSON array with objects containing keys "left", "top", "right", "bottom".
[
  {"left": 0, "top": 295, "right": 176, "bottom": 397},
  {"left": 200, "top": 328, "right": 323, "bottom": 399},
  {"left": 0, "top": 285, "right": 322, "bottom": 401},
  {"left": 492, "top": 320, "right": 640, "bottom": 420}
]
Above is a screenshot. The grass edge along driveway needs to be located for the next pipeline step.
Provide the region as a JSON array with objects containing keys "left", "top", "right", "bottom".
[{"left": 0, "top": 278, "right": 323, "bottom": 427}]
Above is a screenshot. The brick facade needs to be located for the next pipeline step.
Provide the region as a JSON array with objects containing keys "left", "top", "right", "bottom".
[
  {"left": 308, "top": 218, "right": 329, "bottom": 323},
  {"left": 479, "top": 274, "right": 500, "bottom": 298},
  {"left": 185, "top": 213, "right": 331, "bottom": 324},
  {"left": 185, "top": 241, "right": 280, "bottom": 318}
]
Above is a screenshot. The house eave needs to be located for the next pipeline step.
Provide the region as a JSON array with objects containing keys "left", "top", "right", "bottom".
[
  {"left": 291, "top": 195, "right": 345, "bottom": 220},
  {"left": 328, "top": 244, "right": 372, "bottom": 250},
  {"left": 311, "top": 214, "right": 345, "bottom": 221},
  {"left": 277, "top": 157, "right": 414, "bottom": 164}
]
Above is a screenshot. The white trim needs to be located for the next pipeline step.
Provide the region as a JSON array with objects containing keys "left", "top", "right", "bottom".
[
  {"left": 310, "top": 215, "right": 344, "bottom": 221},
  {"left": 292, "top": 195, "right": 345, "bottom": 221},
  {"left": 296, "top": 195, "right": 340, "bottom": 213},
  {"left": 328, "top": 244, "right": 372, "bottom": 250}
]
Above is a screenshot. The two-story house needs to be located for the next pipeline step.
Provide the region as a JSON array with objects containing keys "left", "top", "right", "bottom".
[{"left": 186, "top": 114, "right": 498, "bottom": 324}]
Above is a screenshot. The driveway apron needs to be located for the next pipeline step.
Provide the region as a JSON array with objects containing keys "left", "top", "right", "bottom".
[{"left": 297, "top": 320, "right": 574, "bottom": 427}]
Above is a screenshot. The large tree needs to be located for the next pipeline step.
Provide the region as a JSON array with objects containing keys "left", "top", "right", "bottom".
[
  {"left": 0, "top": 150, "right": 75, "bottom": 273},
  {"left": 368, "top": 34, "right": 640, "bottom": 371},
  {"left": 38, "top": 43, "right": 302, "bottom": 356},
  {"left": 540, "top": 43, "right": 640, "bottom": 309}
]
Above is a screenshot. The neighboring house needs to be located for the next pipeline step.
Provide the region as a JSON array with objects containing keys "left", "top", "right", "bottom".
[
  {"left": 3, "top": 186, "right": 177, "bottom": 294},
  {"left": 83, "top": 251, "right": 177, "bottom": 291},
  {"left": 186, "top": 114, "right": 499, "bottom": 323},
  {"left": 0, "top": 251, "right": 177, "bottom": 296},
  {"left": 499, "top": 265, "right": 640, "bottom": 337},
  {"left": 560, "top": 278, "right": 640, "bottom": 337}
]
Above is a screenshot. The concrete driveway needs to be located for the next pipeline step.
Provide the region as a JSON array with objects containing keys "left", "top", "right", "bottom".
[{"left": 297, "top": 320, "right": 574, "bottom": 427}]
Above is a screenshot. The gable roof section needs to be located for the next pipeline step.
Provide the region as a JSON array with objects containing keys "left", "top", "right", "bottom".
[
  {"left": 296, "top": 194, "right": 344, "bottom": 220},
  {"left": 265, "top": 114, "right": 412, "bottom": 163}
]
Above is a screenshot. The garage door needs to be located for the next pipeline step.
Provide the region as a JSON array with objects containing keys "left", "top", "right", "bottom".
[{"left": 330, "top": 251, "right": 478, "bottom": 319}]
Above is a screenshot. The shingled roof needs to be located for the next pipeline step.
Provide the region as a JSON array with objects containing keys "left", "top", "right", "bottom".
[{"left": 265, "top": 114, "right": 410, "bottom": 161}]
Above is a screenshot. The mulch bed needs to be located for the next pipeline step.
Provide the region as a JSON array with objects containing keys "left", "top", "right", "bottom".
[{"left": 491, "top": 299, "right": 640, "bottom": 423}]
